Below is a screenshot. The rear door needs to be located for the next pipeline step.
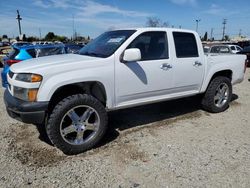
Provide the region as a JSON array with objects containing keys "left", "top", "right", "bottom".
[{"left": 172, "top": 32, "right": 205, "bottom": 94}]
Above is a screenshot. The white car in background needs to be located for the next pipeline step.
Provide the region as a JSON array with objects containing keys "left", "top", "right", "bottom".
[{"left": 228, "top": 45, "right": 242, "bottom": 54}]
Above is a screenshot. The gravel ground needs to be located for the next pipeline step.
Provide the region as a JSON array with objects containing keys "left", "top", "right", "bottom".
[{"left": 0, "top": 69, "right": 249, "bottom": 188}]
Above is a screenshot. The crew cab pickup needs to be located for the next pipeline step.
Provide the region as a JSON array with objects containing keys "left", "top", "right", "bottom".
[{"left": 4, "top": 28, "right": 247, "bottom": 154}]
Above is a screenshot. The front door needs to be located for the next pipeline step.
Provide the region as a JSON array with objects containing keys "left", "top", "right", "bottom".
[{"left": 115, "top": 31, "right": 174, "bottom": 107}]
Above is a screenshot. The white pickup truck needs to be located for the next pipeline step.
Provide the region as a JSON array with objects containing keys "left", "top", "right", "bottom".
[{"left": 4, "top": 28, "right": 247, "bottom": 154}]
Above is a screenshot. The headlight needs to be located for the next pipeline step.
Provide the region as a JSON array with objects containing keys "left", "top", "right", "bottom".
[
  {"left": 14, "top": 87, "right": 38, "bottom": 102},
  {"left": 15, "top": 73, "right": 42, "bottom": 82},
  {"left": 13, "top": 73, "right": 42, "bottom": 101}
]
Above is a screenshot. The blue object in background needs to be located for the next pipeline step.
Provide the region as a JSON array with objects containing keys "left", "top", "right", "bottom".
[
  {"left": 1, "top": 64, "right": 10, "bottom": 88},
  {"left": 1, "top": 44, "right": 67, "bottom": 88}
]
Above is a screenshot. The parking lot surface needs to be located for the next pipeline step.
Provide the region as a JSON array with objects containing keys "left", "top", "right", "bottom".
[{"left": 0, "top": 69, "right": 249, "bottom": 187}]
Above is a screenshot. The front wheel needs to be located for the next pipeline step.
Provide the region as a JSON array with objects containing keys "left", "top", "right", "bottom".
[
  {"left": 46, "top": 94, "right": 108, "bottom": 155},
  {"left": 202, "top": 76, "right": 232, "bottom": 113}
]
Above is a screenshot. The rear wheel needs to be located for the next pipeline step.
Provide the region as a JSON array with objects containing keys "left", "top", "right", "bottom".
[
  {"left": 202, "top": 76, "right": 232, "bottom": 113},
  {"left": 46, "top": 94, "right": 108, "bottom": 155}
]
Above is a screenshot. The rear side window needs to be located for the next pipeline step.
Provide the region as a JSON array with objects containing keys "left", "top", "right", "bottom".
[
  {"left": 26, "top": 49, "right": 36, "bottom": 58},
  {"left": 173, "top": 32, "right": 198, "bottom": 58},
  {"left": 127, "top": 31, "right": 168, "bottom": 61},
  {"left": 8, "top": 48, "right": 20, "bottom": 59},
  {"left": 230, "top": 46, "right": 236, "bottom": 50},
  {"left": 236, "top": 46, "right": 242, "bottom": 51}
]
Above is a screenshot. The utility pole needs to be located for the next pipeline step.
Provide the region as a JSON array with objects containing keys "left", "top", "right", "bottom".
[
  {"left": 222, "top": 19, "right": 227, "bottom": 40},
  {"left": 72, "top": 14, "right": 75, "bottom": 41},
  {"left": 16, "top": 10, "right": 22, "bottom": 35},
  {"left": 39, "top": 28, "right": 42, "bottom": 40},
  {"left": 239, "top": 29, "right": 242, "bottom": 37},
  {"left": 210, "top": 28, "right": 214, "bottom": 41},
  {"left": 195, "top": 19, "right": 201, "bottom": 32}
]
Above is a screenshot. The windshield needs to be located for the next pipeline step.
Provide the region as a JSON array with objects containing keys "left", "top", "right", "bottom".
[{"left": 79, "top": 30, "right": 136, "bottom": 58}]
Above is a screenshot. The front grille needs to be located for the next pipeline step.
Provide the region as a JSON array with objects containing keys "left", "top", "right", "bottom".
[{"left": 9, "top": 71, "right": 14, "bottom": 78}]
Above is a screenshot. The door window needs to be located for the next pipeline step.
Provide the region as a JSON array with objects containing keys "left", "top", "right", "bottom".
[
  {"left": 173, "top": 32, "right": 198, "bottom": 58},
  {"left": 230, "top": 46, "right": 236, "bottom": 50},
  {"left": 127, "top": 31, "right": 168, "bottom": 61}
]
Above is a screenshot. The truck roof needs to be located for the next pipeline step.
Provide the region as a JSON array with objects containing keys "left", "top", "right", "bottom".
[{"left": 111, "top": 27, "right": 197, "bottom": 34}]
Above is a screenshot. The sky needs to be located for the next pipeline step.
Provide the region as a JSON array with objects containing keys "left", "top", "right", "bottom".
[{"left": 0, "top": 0, "right": 249, "bottom": 39}]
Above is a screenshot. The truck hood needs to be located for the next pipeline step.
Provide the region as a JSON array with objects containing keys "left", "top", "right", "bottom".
[{"left": 10, "top": 54, "right": 102, "bottom": 74}]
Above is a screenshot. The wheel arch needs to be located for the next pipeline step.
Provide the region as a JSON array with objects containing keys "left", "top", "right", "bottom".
[
  {"left": 47, "top": 81, "right": 107, "bottom": 114},
  {"left": 201, "top": 69, "right": 233, "bottom": 93}
]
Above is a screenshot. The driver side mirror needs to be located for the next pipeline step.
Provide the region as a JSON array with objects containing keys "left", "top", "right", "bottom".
[{"left": 122, "top": 48, "right": 141, "bottom": 62}]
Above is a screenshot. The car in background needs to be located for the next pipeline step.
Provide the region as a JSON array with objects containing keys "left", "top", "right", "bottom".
[
  {"left": 64, "top": 43, "right": 84, "bottom": 54},
  {"left": 0, "top": 46, "right": 12, "bottom": 68},
  {"left": 227, "top": 44, "right": 242, "bottom": 54},
  {"left": 204, "top": 45, "right": 233, "bottom": 54},
  {"left": 237, "top": 46, "right": 250, "bottom": 67},
  {"left": 1, "top": 44, "right": 65, "bottom": 87},
  {"left": 11, "top": 42, "right": 31, "bottom": 47}
]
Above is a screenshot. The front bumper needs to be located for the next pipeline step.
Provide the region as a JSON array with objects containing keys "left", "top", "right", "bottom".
[{"left": 4, "top": 89, "right": 49, "bottom": 124}]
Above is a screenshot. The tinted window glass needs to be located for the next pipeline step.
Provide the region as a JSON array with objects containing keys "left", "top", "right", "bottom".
[
  {"left": 236, "top": 46, "right": 241, "bottom": 51},
  {"left": 230, "top": 46, "right": 236, "bottom": 50},
  {"left": 210, "top": 46, "right": 230, "bottom": 53},
  {"left": 8, "top": 48, "right": 19, "bottom": 59},
  {"left": 36, "top": 47, "right": 64, "bottom": 57},
  {"left": 219, "top": 46, "right": 230, "bottom": 53},
  {"left": 127, "top": 31, "right": 168, "bottom": 61},
  {"left": 80, "top": 30, "right": 136, "bottom": 58},
  {"left": 26, "top": 49, "right": 36, "bottom": 58},
  {"left": 65, "top": 45, "right": 83, "bottom": 54},
  {"left": 173, "top": 32, "right": 198, "bottom": 58}
]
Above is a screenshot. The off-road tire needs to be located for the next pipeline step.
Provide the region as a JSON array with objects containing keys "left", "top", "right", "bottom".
[
  {"left": 201, "top": 76, "right": 232, "bottom": 113},
  {"left": 46, "top": 94, "right": 108, "bottom": 155}
]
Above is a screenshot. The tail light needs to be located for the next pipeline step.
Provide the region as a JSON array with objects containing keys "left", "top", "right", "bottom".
[{"left": 6, "top": 59, "right": 21, "bottom": 66}]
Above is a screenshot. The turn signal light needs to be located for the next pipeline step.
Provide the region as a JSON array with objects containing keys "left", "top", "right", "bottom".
[
  {"left": 31, "top": 74, "right": 42, "bottom": 82},
  {"left": 28, "top": 89, "right": 38, "bottom": 102}
]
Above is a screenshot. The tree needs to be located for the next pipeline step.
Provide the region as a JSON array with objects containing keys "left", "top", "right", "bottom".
[
  {"left": 202, "top": 32, "right": 208, "bottom": 41},
  {"left": 54, "top": 35, "right": 67, "bottom": 42},
  {"left": 146, "top": 17, "right": 169, "bottom": 27},
  {"left": 27, "top": 36, "right": 39, "bottom": 42},
  {"left": 224, "top": 35, "right": 230, "bottom": 41},
  {"left": 146, "top": 17, "right": 160, "bottom": 27},
  {"left": 22, "top": 34, "right": 27, "bottom": 41},
  {"left": 44, "top": 32, "right": 56, "bottom": 41},
  {"left": 2, "top": 35, "right": 8, "bottom": 39}
]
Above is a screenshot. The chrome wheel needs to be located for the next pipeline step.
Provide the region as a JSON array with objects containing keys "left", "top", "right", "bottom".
[
  {"left": 214, "top": 83, "right": 229, "bottom": 108},
  {"left": 60, "top": 105, "right": 100, "bottom": 145}
]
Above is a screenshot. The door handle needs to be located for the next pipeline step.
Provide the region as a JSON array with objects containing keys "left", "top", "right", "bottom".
[
  {"left": 193, "top": 61, "right": 202, "bottom": 66},
  {"left": 160, "top": 63, "right": 172, "bottom": 70}
]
